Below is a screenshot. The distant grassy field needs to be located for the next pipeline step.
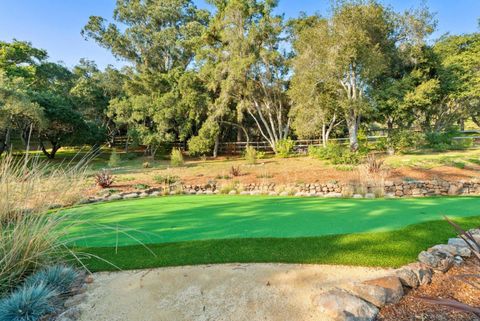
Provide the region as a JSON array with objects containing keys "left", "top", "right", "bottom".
[{"left": 62, "top": 195, "right": 480, "bottom": 271}]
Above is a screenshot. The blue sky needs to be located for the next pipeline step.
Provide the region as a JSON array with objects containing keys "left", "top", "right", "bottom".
[{"left": 0, "top": 0, "right": 478, "bottom": 69}]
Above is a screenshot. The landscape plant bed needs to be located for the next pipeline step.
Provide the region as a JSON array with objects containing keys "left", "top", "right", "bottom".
[{"left": 61, "top": 196, "right": 480, "bottom": 271}]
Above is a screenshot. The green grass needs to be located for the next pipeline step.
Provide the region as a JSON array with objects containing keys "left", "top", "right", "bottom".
[
  {"left": 61, "top": 196, "right": 480, "bottom": 271},
  {"left": 79, "top": 215, "right": 480, "bottom": 271}
]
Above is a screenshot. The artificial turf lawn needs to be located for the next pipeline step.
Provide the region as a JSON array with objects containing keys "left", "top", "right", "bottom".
[
  {"left": 62, "top": 195, "right": 480, "bottom": 271},
  {"left": 65, "top": 195, "right": 480, "bottom": 247}
]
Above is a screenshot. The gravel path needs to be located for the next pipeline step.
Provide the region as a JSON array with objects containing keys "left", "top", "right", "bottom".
[{"left": 79, "top": 263, "right": 392, "bottom": 321}]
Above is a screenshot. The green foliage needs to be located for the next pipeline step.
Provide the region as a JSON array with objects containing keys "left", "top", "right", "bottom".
[
  {"left": 308, "top": 143, "right": 362, "bottom": 165},
  {"left": 275, "top": 139, "right": 295, "bottom": 158},
  {"left": 423, "top": 129, "right": 472, "bottom": 151},
  {"left": 0, "top": 283, "right": 57, "bottom": 321},
  {"left": 133, "top": 184, "right": 150, "bottom": 190},
  {"left": 170, "top": 148, "right": 184, "bottom": 167},
  {"left": 153, "top": 175, "right": 179, "bottom": 185},
  {"left": 187, "top": 120, "right": 219, "bottom": 156},
  {"left": 244, "top": 146, "right": 264, "bottom": 165},
  {"left": 23, "top": 265, "right": 79, "bottom": 295},
  {"left": 375, "top": 130, "right": 420, "bottom": 154},
  {"left": 108, "top": 149, "right": 120, "bottom": 168}
]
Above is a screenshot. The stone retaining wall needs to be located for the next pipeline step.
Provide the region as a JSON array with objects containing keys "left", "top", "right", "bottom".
[{"left": 184, "top": 180, "right": 480, "bottom": 197}]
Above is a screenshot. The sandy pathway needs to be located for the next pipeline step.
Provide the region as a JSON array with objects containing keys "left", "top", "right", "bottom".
[{"left": 79, "top": 263, "right": 392, "bottom": 321}]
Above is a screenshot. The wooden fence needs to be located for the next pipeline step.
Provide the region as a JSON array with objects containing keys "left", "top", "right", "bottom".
[{"left": 112, "top": 130, "right": 480, "bottom": 155}]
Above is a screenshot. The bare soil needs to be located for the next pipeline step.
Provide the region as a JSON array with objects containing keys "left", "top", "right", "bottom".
[{"left": 79, "top": 263, "right": 391, "bottom": 321}]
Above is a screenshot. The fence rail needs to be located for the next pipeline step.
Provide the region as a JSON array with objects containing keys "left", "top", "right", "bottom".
[{"left": 112, "top": 130, "right": 480, "bottom": 155}]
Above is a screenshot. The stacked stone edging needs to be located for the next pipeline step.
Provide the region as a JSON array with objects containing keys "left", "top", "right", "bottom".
[
  {"left": 80, "top": 179, "right": 479, "bottom": 205},
  {"left": 313, "top": 228, "right": 479, "bottom": 320}
]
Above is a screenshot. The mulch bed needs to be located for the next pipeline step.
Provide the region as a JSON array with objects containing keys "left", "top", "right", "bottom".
[{"left": 378, "top": 258, "right": 480, "bottom": 321}]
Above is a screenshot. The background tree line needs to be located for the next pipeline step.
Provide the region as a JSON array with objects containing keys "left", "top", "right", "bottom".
[{"left": 1, "top": 0, "right": 479, "bottom": 158}]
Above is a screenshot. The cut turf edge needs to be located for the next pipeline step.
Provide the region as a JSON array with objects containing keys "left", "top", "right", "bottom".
[{"left": 73, "top": 215, "right": 480, "bottom": 272}]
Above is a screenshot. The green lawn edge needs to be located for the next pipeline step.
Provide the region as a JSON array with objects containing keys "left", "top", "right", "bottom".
[{"left": 75, "top": 215, "right": 480, "bottom": 272}]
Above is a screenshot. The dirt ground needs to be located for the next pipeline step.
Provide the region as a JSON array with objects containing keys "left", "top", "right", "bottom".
[
  {"left": 378, "top": 258, "right": 480, "bottom": 321},
  {"left": 78, "top": 263, "right": 392, "bottom": 321},
  {"left": 105, "top": 153, "right": 480, "bottom": 194}
]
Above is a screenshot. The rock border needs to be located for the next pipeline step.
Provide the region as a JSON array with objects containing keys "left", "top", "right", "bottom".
[
  {"left": 79, "top": 179, "right": 480, "bottom": 205},
  {"left": 313, "top": 228, "right": 479, "bottom": 320}
]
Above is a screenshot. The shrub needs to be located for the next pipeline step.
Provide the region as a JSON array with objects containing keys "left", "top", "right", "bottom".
[
  {"left": 94, "top": 169, "right": 114, "bottom": 188},
  {"left": 0, "top": 283, "right": 58, "bottom": 321},
  {"left": 107, "top": 149, "right": 120, "bottom": 168},
  {"left": 244, "top": 146, "right": 264, "bottom": 165},
  {"left": 170, "top": 148, "right": 184, "bottom": 167},
  {"left": 375, "top": 130, "right": 420, "bottom": 154},
  {"left": 309, "top": 143, "right": 362, "bottom": 165},
  {"left": 153, "top": 175, "right": 179, "bottom": 185},
  {"left": 229, "top": 166, "right": 241, "bottom": 177},
  {"left": 122, "top": 152, "right": 139, "bottom": 160},
  {"left": 423, "top": 129, "right": 471, "bottom": 151},
  {"left": 133, "top": 183, "right": 150, "bottom": 190},
  {"left": 275, "top": 139, "right": 295, "bottom": 158},
  {"left": 23, "top": 265, "right": 79, "bottom": 295}
]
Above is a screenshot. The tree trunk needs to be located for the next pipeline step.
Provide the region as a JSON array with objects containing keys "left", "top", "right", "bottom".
[
  {"left": 346, "top": 112, "right": 360, "bottom": 152},
  {"left": 213, "top": 134, "right": 219, "bottom": 158},
  {"left": 40, "top": 141, "right": 61, "bottom": 159},
  {"left": 0, "top": 128, "right": 11, "bottom": 156}
]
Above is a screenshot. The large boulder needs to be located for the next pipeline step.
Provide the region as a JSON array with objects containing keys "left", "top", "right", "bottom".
[
  {"left": 430, "top": 244, "right": 471, "bottom": 258},
  {"left": 363, "top": 276, "right": 404, "bottom": 304},
  {"left": 404, "top": 263, "right": 432, "bottom": 285},
  {"left": 395, "top": 268, "right": 419, "bottom": 288},
  {"left": 343, "top": 283, "right": 388, "bottom": 308},
  {"left": 313, "top": 289, "right": 378, "bottom": 321},
  {"left": 418, "top": 250, "right": 454, "bottom": 272}
]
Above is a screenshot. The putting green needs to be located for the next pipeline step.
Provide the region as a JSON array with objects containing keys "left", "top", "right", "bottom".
[{"left": 65, "top": 195, "right": 480, "bottom": 248}]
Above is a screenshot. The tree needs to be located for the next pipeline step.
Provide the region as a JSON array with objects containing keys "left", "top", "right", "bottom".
[
  {"left": 290, "top": 1, "right": 397, "bottom": 151},
  {"left": 197, "top": 0, "right": 290, "bottom": 154},
  {"left": 0, "top": 41, "right": 46, "bottom": 154},
  {"left": 82, "top": 0, "right": 210, "bottom": 156}
]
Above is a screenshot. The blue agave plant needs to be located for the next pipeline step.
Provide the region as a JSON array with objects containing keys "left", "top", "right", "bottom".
[
  {"left": 0, "top": 283, "right": 57, "bottom": 321},
  {"left": 23, "top": 265, "right": 79, "bottom": 295}
]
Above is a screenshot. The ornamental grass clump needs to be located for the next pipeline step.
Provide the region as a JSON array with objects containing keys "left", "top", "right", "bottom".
[
  {"left": 0, "top": 154, "right": 88, "bottom": 295},
  {"left": 23, "top": 265, "right": 80, "bottom": 295},
  {"left": 0, "top": 283, "right": 58, "bottom": 321}
]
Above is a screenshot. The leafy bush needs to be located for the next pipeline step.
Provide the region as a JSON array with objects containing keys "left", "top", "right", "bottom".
[
  {"left": 309, "top": 143, "right": 362, "bottom": 165},
  {"left": 275, "top": 139, "right": 295, "bottom": 158},
  {"left": 244, "top": 146, "right": 265, "bottom": 165},
  {"left": 170, "top": 148, "right": 184, "bottom": 167},
  {"left": 133, "top": 183, "right": 150, "bottom": 190},
  {"left": 0, "top": 283, "right": 58, "bottom": 321},
  {"left": 108, "top": 149, "right": 120, "bottom": 168},
  {"left": 94, "top": 169, "right": 114, "bottom": 188},
  {"left": 375, "top": 130, "right": 420, "bottom": 154},
  {"left": 423, "top": 129, "right": 472, "bottom": 151},
  {"left": 23, "top": 265, "right": 79, "bottom": 295},
  {"left": 122, "top": 152, "right": 139, "bottom": 160}
]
